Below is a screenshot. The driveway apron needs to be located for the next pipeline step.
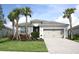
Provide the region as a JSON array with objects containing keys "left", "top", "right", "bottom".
[{"left": 44, "top": 38, "right": 79, "bottom": 54}]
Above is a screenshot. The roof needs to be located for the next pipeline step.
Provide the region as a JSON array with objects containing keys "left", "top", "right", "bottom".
[
  {"left": 71, "top": 25, "right": 79, "bottom": 30},
  {"left": 19, "top": 19, "right": 69, "bottom": 27},
  {"left": 31, "top": 19, "right": 67, "bottom": 24},
  {"left": 4, "top": 24, "right": 12, "bottom": 30}
]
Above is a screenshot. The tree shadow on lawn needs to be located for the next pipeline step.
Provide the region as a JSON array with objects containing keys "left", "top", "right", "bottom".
[{"left": 0, "top": 38, "right": 10, "bottom": 43}]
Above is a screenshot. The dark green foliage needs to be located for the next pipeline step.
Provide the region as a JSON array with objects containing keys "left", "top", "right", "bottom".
[
  {"left": 63, "top": 8, "right": 76, "bottom": 18},
  {"left": 20, "top": 7, "right": 32, "bottom": 17},
  {"left": 31, "top": 32, "right": 39, "bottom": 40},
  {"left": 73, "top": 34, "right": 79, "bottom": 40}
]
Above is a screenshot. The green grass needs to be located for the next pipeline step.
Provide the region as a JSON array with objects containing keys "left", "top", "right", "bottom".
[{"left": 0, "top": 38, "right": 48, "bottom": 52}]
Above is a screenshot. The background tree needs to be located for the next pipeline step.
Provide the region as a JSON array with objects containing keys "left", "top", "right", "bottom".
[
  {"left": 21, "top": 7, "right": 31, "bottom": 39},
  {"left": 0, "top": 4, "right": 4, "bottom": 37},
  {"left": 0, "top": 20, "right": 4, "bottom": 38},
  {"left": 63, "top": 8, "right": 76, "bottom": 39},
  {"left": 0, "top": 20, "right": 3, "bottom": 30},
  {"left": 0, "top": 5, "right": 4, "bottom": 20},
  {"left": 0, "top": 4, "right": 4, "bottom": 28}
]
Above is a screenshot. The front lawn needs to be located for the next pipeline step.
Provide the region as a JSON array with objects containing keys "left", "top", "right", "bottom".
[{"left": 0, "top": 38, "right": 48, "bottom": 52}]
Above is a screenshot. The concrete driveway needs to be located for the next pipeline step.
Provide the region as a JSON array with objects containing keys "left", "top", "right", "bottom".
[{"left": 44, "top": 38, "right": 79, "bottom": 54}]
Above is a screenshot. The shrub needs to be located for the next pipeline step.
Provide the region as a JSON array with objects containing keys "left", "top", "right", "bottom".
[
  {"left": 73, "top": 34, "right": 79, "bottom": 40},
  {"left": 8, "top": 34, "right": 30, "bottom": 41},
  {"left": 31, "top": 32, "right": 39, "bottom": 40},
  {"left": 20, "top": 34, "right": 30, "bottom": 41},
  {"left": 8, "top": 35, "right": 16, "bottom": 40}
]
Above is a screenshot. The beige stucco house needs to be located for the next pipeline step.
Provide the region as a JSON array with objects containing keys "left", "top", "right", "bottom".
[{"left": 19, "top": 19, "right": 69, "bottom": 39}]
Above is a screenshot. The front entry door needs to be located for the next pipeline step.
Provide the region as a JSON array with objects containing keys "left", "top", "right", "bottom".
[{"left": 33, "top": 26, "right": 39, "bottom": 32}]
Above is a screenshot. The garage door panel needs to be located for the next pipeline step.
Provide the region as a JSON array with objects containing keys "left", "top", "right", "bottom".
[{"left": 43, "top": 29, "right": 64, "bottom": 39}]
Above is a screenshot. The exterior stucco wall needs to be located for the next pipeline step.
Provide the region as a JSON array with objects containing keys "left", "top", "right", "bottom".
[
  {"left": 28, "top": 27, "right": 33, "bottom": 35},
  {"left": 39, "top": 27, "right": 43, "bottom": 38},
  {"left": 19, "top": 26, "right": 33, "bottom": 35},
  {"left": 64, "top": 27, "right": 68, "bottom": 38},
  {"left": 19, "top": 25, "right": 68, "bottom": 39}
]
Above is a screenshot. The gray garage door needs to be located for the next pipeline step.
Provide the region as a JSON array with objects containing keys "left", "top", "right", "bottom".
[{"left": 43, "top": 29, "right": 64, "bottom": 38}]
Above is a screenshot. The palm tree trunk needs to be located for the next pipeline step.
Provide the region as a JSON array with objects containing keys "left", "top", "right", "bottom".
[
  {"left": 12, "top": 21, "right": 15, "bottom": 40},
  {"left": 25, "top": 16, "right": 28, "bottom": 39},
  {"left": 16, "top": 20, "right": 19, "bottom": 40},
  {"left": 69, "top": 16, "right": 73, "bottom": 39}
]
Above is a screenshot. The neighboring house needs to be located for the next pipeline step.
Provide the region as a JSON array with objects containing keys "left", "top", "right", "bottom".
[
  {"left": 0, "top": 25, "right": 12, "bottom": 38},
  {"left": 19, "top": 19, "right": 69, "bottom": 39},
  {"left": 68, "top": 25, "right": 79, "bottom": 35}
]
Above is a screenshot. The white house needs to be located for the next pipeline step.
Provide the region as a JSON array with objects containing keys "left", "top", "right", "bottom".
[
  {"left": 0, "top": 25, "right": 12, "bottom": 38},
  {"left": 68, "top": 25, "right": 79, "bottom": 35},
  {"left": 19, "top": 19, "right": 69, "bottom": 39}
]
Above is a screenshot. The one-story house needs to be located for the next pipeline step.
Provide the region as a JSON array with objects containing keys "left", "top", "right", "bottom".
[
  {"left": 0, "top": 25, "right": 12, "bottom": 38},
  {"left": 68, "top": 25, "right": 79, "bottom": 35},
  {"left": 19, "top": 19, "right": 69, "bottom": 39}
]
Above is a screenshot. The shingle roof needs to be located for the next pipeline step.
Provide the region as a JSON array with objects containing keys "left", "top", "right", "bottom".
[
  {"left": 19, "top": 19, "right": 69, "bottom": 27},
  {"left": 31, "top": 19, "right": 66, "bottom": 24},
  {"left": 71, "top": 25, "right": 79, "bottom": 30}
]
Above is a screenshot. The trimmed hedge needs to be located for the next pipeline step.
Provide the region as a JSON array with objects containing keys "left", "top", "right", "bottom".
[{"left": 31, "top": 32, "right": 39, "bottom": 40}]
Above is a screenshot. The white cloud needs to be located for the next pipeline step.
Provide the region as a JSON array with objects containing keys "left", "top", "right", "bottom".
[
  {"left": 55, "top": 14, "right": 79, "bottom": 28},
  {"left": 71, "top": 14, "right": 79, "bottom": 27},
  {"left": 19, "top": 16, "right": 26, "bottom": 23},
  {"left": 19, "top": 16, "right": 31, "bottom": 23},
  {"left": 75, "top": 5, "right": 79, "bottom": 11},
  {"left": 74, "top": 5, "right": 79, "bottom": 17},
  {"left": 55, "top": 16, "right": 69, "bottom": 24}
]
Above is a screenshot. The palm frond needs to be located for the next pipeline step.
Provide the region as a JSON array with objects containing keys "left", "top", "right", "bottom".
[{"left": 63, "top": 8, "right": 76, "bottom": 19}]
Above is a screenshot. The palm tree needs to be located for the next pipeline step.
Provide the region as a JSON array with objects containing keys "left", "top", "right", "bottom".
[
  {"left": 8, "top": 12, "right": 15, "bottom": 40},
  {"left": 12, "top": 8, "right": 21, "bottom": 40},
  {"left": 21, "top": 7, "right": 32, "bottom": 39},
  {"left": 63, "top": 8, "right": 76, "bottom": 39}
]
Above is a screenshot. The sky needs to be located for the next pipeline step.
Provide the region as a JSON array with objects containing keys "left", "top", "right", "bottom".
[{"left": 2, "top": 4, "right": 79, "bottom": 28}]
